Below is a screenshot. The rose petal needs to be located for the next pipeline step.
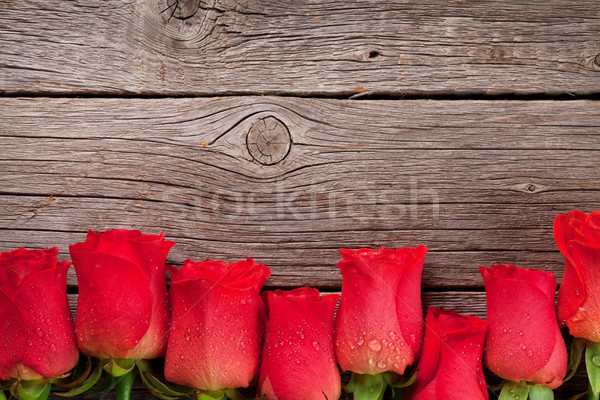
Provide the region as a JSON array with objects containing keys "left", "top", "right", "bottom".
[
  {"left": 165, "top": 279, "right": 264, "bottom": 390},
  {"left": 71, "top": 252, "right": 153, "bottom": 358},
  {"left": 0, "top": 289, "right": 26, "bottom": 380},
  {"left": 481, "top": 265, "right": 566, "bottom": 387},
  {"left": 405, "top": 308, "right": 488, "bottom": 400},
  {"left": 258, "top": 288, "right": 340, "bottom": 400},
  {"left": 335, "top": 246, "right": 426, "bottom": 375},
  {"left": 14, "top": 262, "right": 79, "bottom": 377},
  {"left": 561, "top": 241, "right": 600, "bottom": 341}
]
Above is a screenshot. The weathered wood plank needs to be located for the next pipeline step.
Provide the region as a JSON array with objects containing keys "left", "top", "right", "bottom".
[
  {"left": 1, "top": 1, "right": 599, "bottom": 95},
  {"left": 1, "top": 97, "right": 598, "bottom": 288}
]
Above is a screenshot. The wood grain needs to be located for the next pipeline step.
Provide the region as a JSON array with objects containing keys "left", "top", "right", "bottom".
[
  {"left": 1, "top": 0, "right": 599, "bottom": 95},
  {"left": 1, "top": 97, "right": 598, "bottom": 289}
]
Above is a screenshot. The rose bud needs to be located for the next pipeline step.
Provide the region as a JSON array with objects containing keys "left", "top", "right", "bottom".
[
  {"left": 164, "top": 258, "right": 271, "bottom": 394},
  {"left": 258, "top": 287, "right": 341, "bottom": 400},
  {"left": 554, "top": 210, "right": 600, "bottom": 342},
  {"left": 404, "top": 307, "right": 488, "bottom": 400},
  {"left": 69, "top": 229, "right": 175, "bottom": 360},
  {"left": 0, "top": 248, "right": 79, "bottom": 381},
  {"left": 334, "top": 246, "right": 427, "bottom": 376},
  {"left": 480, "top": 264, "right": 567, "bottom": 389}
]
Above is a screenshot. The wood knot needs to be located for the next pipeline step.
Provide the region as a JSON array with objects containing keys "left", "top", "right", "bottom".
[
  {"left": 164, "top": 0, "right": 200, "bottom": 20},
  {"left": 594, "top": 54, "right": 600, "bottom": 69},
  {"left": 246, "top": 116, "right": 292, "bottom": 166}
]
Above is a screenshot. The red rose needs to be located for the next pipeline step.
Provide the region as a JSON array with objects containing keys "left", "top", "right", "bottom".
[
  {"left": 404, "top": 307, "right": 488, "bottom": 400},
  {"left": 480, "top": 264, "right": 567, "bottom": 389},
  {"left": 0, "top": 248, "right": 79, "bottom": 380},
  {"left": 69, "top": 229, "right": 175, "bottom": 360},
  {"left": 258, "top": 287, "right": 341, "bottom": 400},
  {"left": 164, "top": 258, "right": 271, "bottom": 391},
  {"left": 554, "top": 210, "right": 600, "bottom": 342},
  {"left": 334, "top": 246, "right": 427, "bottom": 375}
]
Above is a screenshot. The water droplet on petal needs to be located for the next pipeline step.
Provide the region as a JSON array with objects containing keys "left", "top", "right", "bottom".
[
  {"left": 368, "top": 339, "right": 382, "bottom": 352},
  {"left": 35, "top": 327, "right": 44, "bottom": 337}
]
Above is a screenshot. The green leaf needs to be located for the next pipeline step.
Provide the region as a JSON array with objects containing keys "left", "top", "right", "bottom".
[
  {"left": 51, "top": 356, "right": 92, "bottom": 388},
  {"left": 351, "top": 373, "right": 387, "bottom": 400},
  {"left": 565, "top": 338, "right": 588, "bottom": 383},
  {"left": 586, "top": 342, "right": 600, "bottom": 398},
  {"left": 89, "top": 373, "right": 116, "bottom": 395},
  {"left": 55, "top": 358, "right": 106, "bottom": 397},
  {"left": 196, "top": 390, "right": 226, "bottom": 400},
  {"left": 383, "top": 368, "right": 418, "bottom": 389},
  {"left": 139, "top": 370, "right": 193, "bottom": 398},
  {"left": 0, "top": 390, "right": 6, "bottom": 400},
  {"left": 499, "top": 381, "right": 529, "bottom": 400},
  {"left": 529, "top": 384, "right": 553, "bottom": 400},
  {"left": 10, "top": 380, "right": 51, "bottom": 400},
  {"left": 104, "top": 358, "right": 135, "bottom": 378},
  {"left": 222, "top": 389, "right": 246, "bottom": 400}
]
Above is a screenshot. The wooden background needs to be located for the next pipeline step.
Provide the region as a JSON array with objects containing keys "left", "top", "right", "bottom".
[{"left": 1, "top": 0, "right": 599, "bottom": 398}]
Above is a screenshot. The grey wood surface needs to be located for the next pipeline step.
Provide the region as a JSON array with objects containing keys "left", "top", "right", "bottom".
[
  {"left": 2, "top": 1, "right": 599, "bottom": 398},
  {"left": 1, "top": 0, "right": 600, "bottom": 96},
  {"left": 1, "top": 97, "right": 599, "bottom": 290}
]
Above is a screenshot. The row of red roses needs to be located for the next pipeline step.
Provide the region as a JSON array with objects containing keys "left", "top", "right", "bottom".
[{"left": 0, "top": 210, "right": 598, "bottom": 400}]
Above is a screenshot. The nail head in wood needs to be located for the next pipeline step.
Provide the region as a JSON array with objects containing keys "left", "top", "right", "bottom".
[{"left": 246, "top": 116, "right": 292, "bottom": 166}]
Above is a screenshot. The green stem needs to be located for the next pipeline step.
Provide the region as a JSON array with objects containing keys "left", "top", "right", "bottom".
[
  {"left": 0, "top": 390, "right": 6, "bottom": 400},
  {"left": 115, "top": 368, "right": 137, "bottom": 400}
]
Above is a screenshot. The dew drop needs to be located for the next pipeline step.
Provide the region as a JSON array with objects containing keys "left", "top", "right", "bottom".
[
  {"left": 357, "top": 337, "right": 364, "bottom": 346},
  {"left": 388, "top": 331, "right": 398, "bottom": 340},
  {"left": 312, "top": 341, "right": 320, "bottom": 350},
  {"left": 377, "top": 360, "right": 387, "bottom": 368},
  {"left": 50, "top": 344, "right": 57, "bottom": 352},
  {"left": 368, "top": 358, "right": 376, "bottom": 366},
  {"left": 185, "top": 333, "right": 191, "bottom": 342},
  {"left": 520, "top": 344, "right": 527, "bottom": 350},
  {"left": 35, "top": 327, "right": 44, "bottom": 337},
  {"left": 179, "top": 353, "right": 185, "bottom": 360},
  {"left": 368, "top": 339, "right": 382, "bottom": 352},
  {"left": 592, "top": 356, "right": 600, "bottom": 367}
]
